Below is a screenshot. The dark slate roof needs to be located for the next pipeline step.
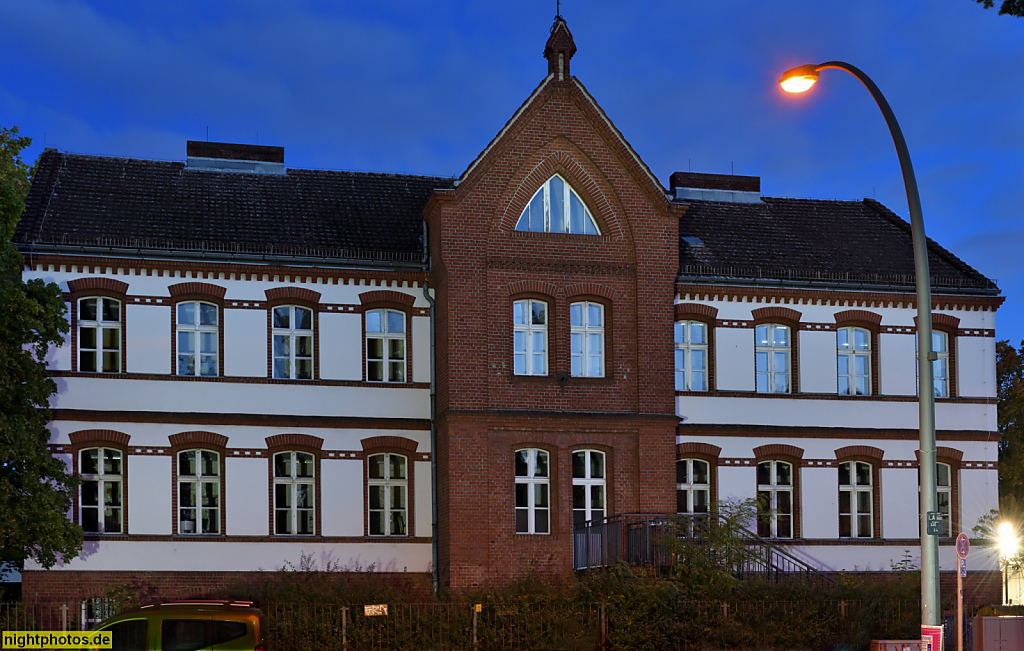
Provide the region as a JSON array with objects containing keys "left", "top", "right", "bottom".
[
  {"left": 16, "top": 150, "right": 454, "bottom": 266},
  {"left": 678, "top": 197, "right": 998, "bottom": 294}
]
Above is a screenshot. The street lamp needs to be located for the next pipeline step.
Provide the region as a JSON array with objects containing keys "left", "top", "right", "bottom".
[
  {"left": 997, "top": 521, "right": 1019, "bottom": 605},
  {"left": 779, "top": 61, "right": 941, "bottom": 628}
]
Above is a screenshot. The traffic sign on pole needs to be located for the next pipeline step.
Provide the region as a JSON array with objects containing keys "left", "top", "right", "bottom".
[{"left": 956, "top": 532, "right": 970, "bottom": 559}]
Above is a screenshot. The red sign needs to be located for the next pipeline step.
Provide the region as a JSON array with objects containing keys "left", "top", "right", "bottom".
[{"left": 956, "top": 532, "right": 970, "bottom": 559}]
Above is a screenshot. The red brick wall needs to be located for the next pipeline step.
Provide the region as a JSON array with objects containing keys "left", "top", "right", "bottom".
[{"left": 427, "top": 74, "right": 681, "bottom": 589}]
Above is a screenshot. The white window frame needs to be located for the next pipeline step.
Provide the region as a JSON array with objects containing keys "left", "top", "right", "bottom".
[
  {"left": 755, "top": 324, "right": 791, "bottom": 394},
  {"left": 676, "top": 458, "right": 711, "bottom": 515},
  {"left": 838, "top": 460, "right": 873, "bottom": 538},
  {"left": 78, "top": 297, "right": 121, "bottom": 373},
  {"left": 513, "top": 299, "right": 548, "bottom": 376},
  {"left": 79, "top": 447, "right": 123, "bottom": 534},
  {"left": 675, "top": 320, "right": 709, "bottom": 391},
  {"left": 177, "top": 449, "right": 220, "bottom": 535},
  {"left": 572, "top": 450, "right": 606, "bottom": 527},
  {"left": 515, "top": 174, "right": 601, "bottom": 235},
  {"left": 917, "top": 330, "right": 951, "bottom": 398},
  {"left": 570, "top": 302, "right": 605, "bottom": 378},
  {"left": 367, "top": 453, "right": 408, "bottom": 537},
  {"left": 272, "top": 305, "right": 314, "bottom": 380},
  {"left": 176, "top": 300, "right": 219, "bottom": 377},
  {"left": 837, "top": 326, "right": 871, "bottom": 396},
  {"left": 515, "top": 448, "right": 550, "bottom": 534},
  {"left": 756, "top": 460, "right": 794, "bottom": 539},
  {"left": 273, "top": 451, "right": 316, "bottom": 536},
  {"left": 365, "top": 308, "right": 407, "bottom": 382},
  {"left": 937, "top": 462, "right": 952, "bottom": 537}
]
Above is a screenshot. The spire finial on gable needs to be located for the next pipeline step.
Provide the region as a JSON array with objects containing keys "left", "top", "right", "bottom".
[{"left": 544, "top": 15, "right": 576, "bottom": 81}]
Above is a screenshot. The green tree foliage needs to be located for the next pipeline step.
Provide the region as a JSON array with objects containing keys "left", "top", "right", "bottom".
[
  {"left": 998, "top": 340, "right": 1024, "bottom": 505},
  {"left": 974, "top": 0, "right": 1024, "bottom": 16},
  {"left": 0, "top": 126, "right": 82, "bottom": 573}
]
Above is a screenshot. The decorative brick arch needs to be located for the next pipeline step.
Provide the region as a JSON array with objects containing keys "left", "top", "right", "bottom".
[
  {"left": 508, "top": 280, "right": 560, "bottom": 299},
  {"left": 168, "top": 282, "right": 227, "bottom": 299},
  {"left": 502, "top": 143, "right": 626, "bottom": 240},
  {"left": 675, "top": 303, "right": 719, "bottom": 321},
  {"left": 358, "top": 290, "right": 415, "bottom": 308},
  {"left": 753, "top": 444, "right": 804, "bottom": 462},
  {"left": 265, "top": 286, "right": 322, "bottom": 306},
  {"left": 834, "top": 310, "right": 882, "bottom": 326},
  {"left": 169, "top": 431, "right": 229, "bottom": 450},
  {"left": 67, "top": 278, "right": 129, "bottom": 296},
  {"left": 265, "top": 434, "right": 324, "bottom": 452},
  {"left": 564, "top": 282, "right": 615, "bottom": 301},
  {"left": 834, "top": 445, "right": 885, "bottom": 461},
  {"left": 361, "top": 436, "right": 419, "bottom": 453},
  {"left": 676, "top": 442, "right": 722, "bottom": 459},
  {"left": 69, "top": 429, "right": 131, "bottom": 448},
  {"left": 751, "top": 307, "right": 802, "bottom": 325}
]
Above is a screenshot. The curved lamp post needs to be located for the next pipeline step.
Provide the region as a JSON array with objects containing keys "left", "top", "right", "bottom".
[{"left": 780, "top": 61, "right": 940, "bottom": 627}]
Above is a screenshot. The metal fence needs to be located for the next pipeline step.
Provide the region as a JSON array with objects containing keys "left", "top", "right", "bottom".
[{"left": 3, "top": 598, "right": 929, "bottom": 651}]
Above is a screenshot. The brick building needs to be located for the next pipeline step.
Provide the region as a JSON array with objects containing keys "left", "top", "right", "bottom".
[{"left": 15, "top": 17, "right": 1003, "bottom": 605}]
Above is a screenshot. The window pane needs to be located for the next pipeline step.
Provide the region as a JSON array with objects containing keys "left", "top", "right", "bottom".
[
  {"left": 177, "top": 302, "right": 195, "bottom": 325},
  {"left": 390, "top": 455, "right": 407, "bottom": 480},
  {"left": 676, "top": 490, "right": 688, "bottom": 513},
  {"left": 273, "top": 307, "right": 290, "bottom": 328},
  {"left": 296, "top": 336, "right": 312, "bottom": 357},
  {"left": 369, "top": 486, "right": 385, "bottom": 510},
  {"left": 773, "top": 326, "right": 789, "bottom": 347},
  {"left": 776, "top": 491, "right": 792, "bottom": 514},
  {"left": 773, "top": 370, "right": 788, "bottom": 393},
  {"left": 102, "top": 328, "right": 120, "bottom": 350},
  {"left": 693, "top": 460, "right": 708, "bottom": 484},
  {"left": 755, "top": 325, "right": 769, "bottom": 346},
  {"left": 295, "top": 308, "right": 312, "bottom": 330},
  {"left": 569, "top": 192, "right": 585, "bottom": 233},
  {"left": 80, "top": 298, "right": 97, "bottom": 321},
  {"left": 102, "top": 351, "right": 119, "bottom": 373},
  {"left": 389, "top": 339, "right": 404, "bottom": 360},
  {"left": 535, "top": 509, "right": 549, "bottom": 534},
  {"left": 82, "top": 480, "right": 99, "bottom": 507},
  {"left": 590, "top": 452, "right": 604, "bottom": 479},
  {"left": 528, "top": 191, "right": 544, "bottom": 232},
  {"left": 839, "top": 515, "right": 851, "bottom": 538},
  {"left": 691, "top": 349, "right": 705, "bottom": 371},
  {"left": 81, "top": 327, "right": 97, "bottom": 350},
  {"left": 200, "top": 355, "right": 217, "bottom": 377},
  {"left": 776, "top": 463, "right": 792, "bottom": 486},
  {"left": 588, "top": 304, "right": 602, "bottom": 327},
  {"left": 179, "top": 483, "right": 195, "bottom": 508},
  {"left": 937, "top": 463, "right": 950, "bottom": 487},
  {"left": 298, "top": 510, "right": 314, "bottom": 535},
  {"left": 854, "top": 356, "right": 868, "bottom": 375},
  {"left": 837, "top": 329, "right": 849, "bottom": 349},
  {"left": 592, "top": 485, "right": 604, "bottom": 509},
  {"left": 387, "top": 310, "right": 405, "bottom": 334},
  {"left": 532, "top": 332, "right": 546, "bottom": 352},
  {"left": 837, "top": 355, "right": 849, "bottom": 375},
  {"left": 515, "top": 509, "right": 529, "bottom": 533},
  {"left": 515, "top": 451, "right": 529, "bottom": 477},
  {"left": 572, "top": 451, "right": 585, "bottom": 478},
  {"left": 839, "top": 491, "right": 851, "bottom": 512},
  {"left": 857, "top": 491, "right": 872, "bottom": 513},
  {"left": 297, "top": 484, "right": 312, "bottom": 509},
  {"left": 296, "top": 359, "right": 313, "bottom": 380},
  {"left": 838, "top": 376, "right": 850, "bottom": 395},
  {"left": 199, "top": 303, "right": 218, "bottom": 326},
  {"left": 178, "top": 332, "right": 195, "bottom": 354},
  {"left": 200, "top": 332, "right": 217, "bottom": 354},
  {"left": 275, "top": 483, "right": 291, "bottom": 508},
  {"left": 549, "top": 176, "right": 564, "bottom": 232},
  {"left": 674, "top": 321, "right": 684, "bottom": 344},
  {"left": 855, "top": 376, "right": 869, "bottom": 395},
  {"left": 676, "top": 460, "right": 688, "bottom": 484},
  {"left": 856, "top": 462, "right": 871, "bottom": 486},
  {"left": 391, "top": 511, "right": 406, "bottom": 536},
  {"left": 179, "top": 451, "right": 196, "bottom": 476},
  {"left": 273, "top": 335, "right": 290, "bottom": 357},
  {"left": 693, "top": 490, "right": 708, "bottom": 513},
  {"left": 82, "top": 507, "right": 99, "bottom": 532},
  {"left": 82, "top": 449, "right": 99, "bottom": 475},
  {"left": 858, "top": 515, "right": 871, "bottom": 537},
  {"left": 273, "top": 358, "right": 290, "bottom": 379},
  {"left": 513, "top": 302, "right": 526, "bottom": 325},
  {"left": 102, "top": 299, "right": 120, "bottom": 322},
  {"left": 391, "top": 485, "right": 406, "bottom": 509},
  {"left": 368, "top": 455, "right": 385, "bottom": 480},
  {"left": 755, "top": 351, "right": 768, "bottom": 372},
  {"left": 296, "top": 453, "right": 314, "bottom": 478},
  {"left": 838, "top": 462, "right": 850, "bottom": 486},
  {"left": 531, "top": 302, "right": 546, "bottom": 325},
  {"left": 570, "top": 303, "right": 582, "bottom": 326},
  {"left": 200, "top": 451, "right": 219, "bottom": 476},
  {"left": 534, "top": 451, "right": 549, "bottom": 477},
  {"left": 275, "top": 453, "right": 291, "bottom": 477},
  {"left": 276, "top": 510, "right": 291, "bottom": 535},
  {"left": 690, "top": 322, "right": 706, "bottom": 344},
  {"left": 366, "top": 310, "right": 383, "bottom": 333},
  {"left": 515, "top": 483, "right": 528, "bottom": 508},
  {"left": 370, "top": 511, "right": 384, "bottom": 536},
  {"left": 855, "top": 329, "right": 869, "bottom": 349},
  {"left": 756, "top": 462, "right": 770, "bottom": 485},
  {"left": 104, "top": 450, "right": 122, "bottom": 475}
]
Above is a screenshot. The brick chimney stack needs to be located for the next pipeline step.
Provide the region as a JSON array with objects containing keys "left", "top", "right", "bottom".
[{"left": 544, "top": 16, "right": 576, "bottom": 81}]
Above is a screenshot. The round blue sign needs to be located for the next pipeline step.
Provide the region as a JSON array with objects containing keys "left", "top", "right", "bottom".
[{"left": 956, "top": 532, "right": 970, "bottom": 558}]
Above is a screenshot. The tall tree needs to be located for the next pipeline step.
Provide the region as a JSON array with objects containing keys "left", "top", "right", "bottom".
[
  {"left": 998, "top": 339, "right": 1024, "bottom": 504},
  {"left": 974, "top": 0, "right": 1024, "bottom": 16},
  {"left": 0, "top": 126, "right": 82, "bottom": 574}
]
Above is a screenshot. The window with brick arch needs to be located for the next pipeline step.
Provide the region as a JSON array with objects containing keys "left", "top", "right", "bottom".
[
  {"left": 838, "top": 461, "right": 873, "bottom": 538},
  {"left": 675, "top": 321, "right": 709, "bottom": 391},
  {"left": 570, "top": 302, "right": 604, "bottom": 377},
  {"left": 755, "top": 324, "right": 790, "bottom": 393},
  {"left": 837, "top": 327, "right": 871, "bottom": 396},
  {"left": 78, "top": 297, "right": 121, "bottom": 373},
  {"left": 515, "top": 174, "right": 600, "bottom": 235},
  {"left": 757, "top": 460, "right": 794, "bottom": 539},
  {"left": 513, "top": 299, "right": 547, "bottom": 376},
  {"left": 676, "top": 458, "right": 711, "bottom": 515},
  {"left": 178, "top": 449, "right": 220, "bottom": 534},
  {"left": 273, "top": 451, "right": 315, "bottom": 535},
  {"left": 367, "top": 453, "right": 407, "bottom": 536},
  {"left": 366, "top": 308, "right": 406, "bottom": 382},
  {"left": 515, "top": 448, "right": 549, "bottom": 534},
  {"left": 272, "top": 305, "right": 313, "bottom": 379},
  {"left": 572, "top": 450, "right": 605, "bottom": 526},
  {"left": 80, "top": 447, "right": 122, "bottom": 533},
  {"left": 176, "top": 300, "right": 219, "bottom": 377}
]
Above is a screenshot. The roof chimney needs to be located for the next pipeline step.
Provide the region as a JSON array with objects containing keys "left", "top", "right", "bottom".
[
  {"left": 670, "top": 171, "right": 762, "bottom": 204},
  {"left": 186, "top": 141, "right": 286, "bottom": 174},
  {"left": 544, "top": 17, "right": 576, "bottom": 81}
]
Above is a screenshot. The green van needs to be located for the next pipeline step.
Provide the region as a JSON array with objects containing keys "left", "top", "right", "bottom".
[{"left": 87, "top": 600, "right": 266, "bottom": 651}]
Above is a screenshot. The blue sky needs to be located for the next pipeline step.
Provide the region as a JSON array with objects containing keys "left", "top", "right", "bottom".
[{"left": 2, "top": 0, "right": 1022, "bottom": 345}]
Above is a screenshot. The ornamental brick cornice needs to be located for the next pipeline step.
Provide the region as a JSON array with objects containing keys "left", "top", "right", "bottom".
[
  {"left": 168, "top": 282, "right": 227, "bottom": 299},
  {"left": 168, "top": 431, "right": 229, "bottom": 450},
  {"left": 676, "top": 442, "right": 722, "bottom": 458},
  {"left": 265, "top": 433, "right": 324, "bottom": 451},
  {"left": 753, "top": 444, "right": 804, "bottom": 460},
  {"left": 358, "top": 290, "right": 416, "bottom": 307},
  {"left": 265, "top": 286, "right": 322, "bottom": 305},
  {"left": 360, "top": 436, "right": 419, "bottom": 453},
  {"left": 675, "top": 303, "right": 719, "bottom": 321},
  {"left": 834, "top": 310, "right": 883, "bottom": 326},
  {"left": 834, "top": 445, "right": 885, "bottom": 461}
]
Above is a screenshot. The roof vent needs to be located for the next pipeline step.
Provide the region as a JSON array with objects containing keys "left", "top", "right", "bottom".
[
  {"left": 670, "top": 171, "right": 761, "bottom": 204},
  {"left": 186, "top": 141, "right": 286, "bottom": 175}
]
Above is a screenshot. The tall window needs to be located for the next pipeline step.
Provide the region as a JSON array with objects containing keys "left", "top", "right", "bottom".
[
  {"left": 937, "top": 462, "right": 952, "bottom": 537},
  {"left": 837, "top": 327, "right": 870, "bottom": 396},
  {"left": 756, "top": 460, "right": 794, "bottom": 539},
  {"left": 80, "top": 448, "right": 122, "bottom": 533},
  {"left": 272, "top": 306, "right": 313, "bottom": 379},
  {"left": 366, "top": 309, "right": 406, "bottom": 382},
  {"left": 368, "top": 453, "right": 407, "bottom": 536},
  {"left": 570, "top": 302, "right": 604, "bottom": 377},
  {"left": 838, "top": 461, "right": 873, "bottom": 538},
  {"left": 515, "top": 175, "right": 600, "bottom": 235},
  {"left": 515, "top": 448, "right": 549, "bottom": 534},
  {"left": 675, "top": 321, "right": 708, "bottom": 391},
  {"left": 178, "top": 450, "right": 219, "bottom": 534},
  {"left": 755, "top": 324, "right": 790, "bottom": 393},
  {"left": 917, "top": 330, "right": 950, "bottom": 398},
  {"left": 79, "top": 297, "right": 121, "bottom": 373},
  {"left": 176, "top": 301, "right": 218, "bottom": 377},
  {"left": 513, "top": 299, "right": 547, "bottom": 376},
  {"left": 572, "top": 450, "right": 605, "bottom": 526},
  {"left": 676, "top": 458, "right": 710, "bottom": 515},
  {"left": 274, "top": 452, "right": 315, "bottom": 535}
]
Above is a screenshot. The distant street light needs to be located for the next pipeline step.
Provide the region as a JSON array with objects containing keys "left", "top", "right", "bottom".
[{"left": 780, "top": 61, "right": 941, "bottom": 628}]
